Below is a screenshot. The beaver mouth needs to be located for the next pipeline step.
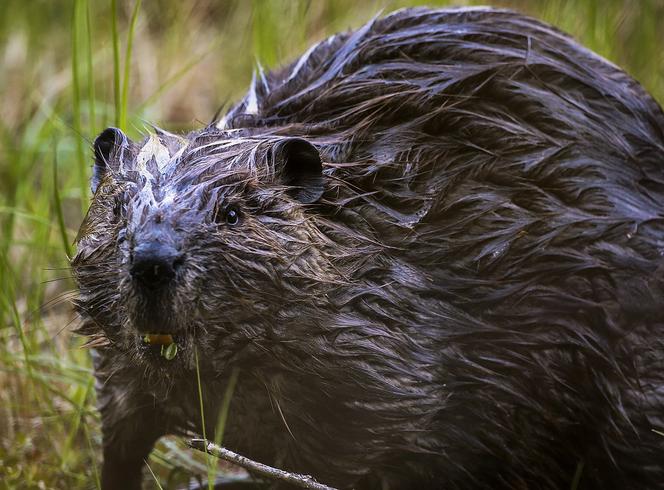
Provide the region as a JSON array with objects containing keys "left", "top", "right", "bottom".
[{"left": 139, "top": 333, "right": 181, "bottom": 361}]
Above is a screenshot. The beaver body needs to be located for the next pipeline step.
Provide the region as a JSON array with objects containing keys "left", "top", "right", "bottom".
[{"left": 72, "top": 7, "right": 664, "bottom": 490}]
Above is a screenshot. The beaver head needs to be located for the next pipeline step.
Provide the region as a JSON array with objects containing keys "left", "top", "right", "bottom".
[{"left": 72, "top": 126, "right": 335, "bottom": 375}]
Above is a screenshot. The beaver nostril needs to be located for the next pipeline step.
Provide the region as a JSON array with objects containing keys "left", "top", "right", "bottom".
[{"left": 130, "top": 242, "right": 182, "bottom": 289}]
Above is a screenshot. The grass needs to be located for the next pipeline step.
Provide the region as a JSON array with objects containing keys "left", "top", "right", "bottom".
[{"left": 0, "top": 0, "right": 662, "bottom": 488}]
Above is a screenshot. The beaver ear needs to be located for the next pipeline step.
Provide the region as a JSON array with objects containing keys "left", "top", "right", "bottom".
[
  {"left": 92, "top": 127, "right": 129, "bottom": 193},
  {"left": 272, "top": 138, "right": 324, "bottom": 204}
]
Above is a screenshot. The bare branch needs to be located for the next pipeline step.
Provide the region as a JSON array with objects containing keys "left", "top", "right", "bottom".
[{"left": 187, "top": 439, "right": 339, "bottom": 490}]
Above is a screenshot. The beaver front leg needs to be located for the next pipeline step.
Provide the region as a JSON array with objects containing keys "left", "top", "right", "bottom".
[
  {"left": 93, "top": 349, "right": 168, "bottom": 490},
  {"left": 98, "top": 387, "right": 167, "bottom": 490}
]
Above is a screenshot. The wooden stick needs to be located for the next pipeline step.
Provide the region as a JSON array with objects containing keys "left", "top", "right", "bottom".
[{"left": 187, "top": 439, "right": 339, "bottom": 490}]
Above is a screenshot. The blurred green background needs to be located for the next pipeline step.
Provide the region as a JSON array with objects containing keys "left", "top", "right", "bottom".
[{"left": 0, "top": 0, "right": 662, "bottom": 488}]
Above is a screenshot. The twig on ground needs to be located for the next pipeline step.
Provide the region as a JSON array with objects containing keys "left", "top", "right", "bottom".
[{"left": 186, "top": 438, "right": 339, "bottom": 490}]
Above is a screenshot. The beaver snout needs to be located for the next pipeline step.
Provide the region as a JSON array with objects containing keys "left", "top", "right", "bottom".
[{"left": 130, "top": 241, "right": 183, "bottom": 290}]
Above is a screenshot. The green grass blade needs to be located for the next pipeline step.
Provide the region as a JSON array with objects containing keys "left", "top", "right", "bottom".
[
  {"left": 214, "top": 367, "right": 239, "bottom": 446},
  {"left": 86, "top": 0, "right": 96, "bottom": 136},
  {"left": 111, "top": 0, "right": 121, "bottom": 128},
  {"left": 251, "top": 0, "right": 279, "bottom": 68},
  {"left": 570, "top": 460, "right": 585, "bottom": 490},
  {"left": 60, "top": 375, "right": 94, "bottom": 469},
  {"left": 83, "top": 421, "right": 101, "bottom": 489},
  {"left": 53, "top": 142, "right": 73, "bottom": 259},
  {"left": 145, "top": 460, "right": 165, "bottom": 490},
  {"left": 194, "top": 347, "right": 215, "bottom": 489},
  {"left": 120, "top": 0, "right": 141, "bottom": 131},
  {"left": 200, "top": 367, "right": 240, "bottom": 489},
  {"left": 71, "top": 0, "right": 87, "bottom": 212}
]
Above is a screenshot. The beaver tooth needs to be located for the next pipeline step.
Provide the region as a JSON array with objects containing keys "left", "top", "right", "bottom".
[{"left": 142, "top": 333, "right": 174, "bottom": 345}]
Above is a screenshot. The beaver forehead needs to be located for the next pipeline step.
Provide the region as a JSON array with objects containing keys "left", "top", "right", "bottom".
[
  {"left": 126, "top": 131, "right": 270, "bottom": 185},
  {"left": 126, "top": 175, "right": 249, "bottom": 230},
  {"left": 122, "top": 136, "right": 259, "bottom": 231},
  {"left": 126, "top": 182, "right": 205, "bottom": 233},
  {"left": 120, "top": 132, "right": 187, "bottom": 179}
]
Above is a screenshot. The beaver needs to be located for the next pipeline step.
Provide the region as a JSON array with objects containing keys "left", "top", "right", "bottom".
[{"left": 71, "top": 6, "right": 664, "bottom": 490}]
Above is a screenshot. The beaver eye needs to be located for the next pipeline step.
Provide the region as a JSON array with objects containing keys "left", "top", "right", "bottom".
[{"left": 225, "top": 206, "right": 240, "bottom": 226}]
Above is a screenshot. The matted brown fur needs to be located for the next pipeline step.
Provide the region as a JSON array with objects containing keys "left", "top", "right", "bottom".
[{"left": 72, "top": 7, "right": 664, "bottom": 490}]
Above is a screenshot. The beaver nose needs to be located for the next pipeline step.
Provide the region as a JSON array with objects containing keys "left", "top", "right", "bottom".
[{"left": 130, "top": 242, "right": 182, "bottom": 289}]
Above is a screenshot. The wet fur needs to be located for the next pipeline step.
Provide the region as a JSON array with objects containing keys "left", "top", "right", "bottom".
[{"left": 72, "top": 7, "right": 664, "bottom": 490}]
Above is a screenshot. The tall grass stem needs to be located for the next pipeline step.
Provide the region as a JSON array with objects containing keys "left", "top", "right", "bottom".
[
  {"left": 120, "top": 0, "right": 142, "bottom": 132},
  {"left": 111, "top": 0, "right": 121, "bottom": 128}
]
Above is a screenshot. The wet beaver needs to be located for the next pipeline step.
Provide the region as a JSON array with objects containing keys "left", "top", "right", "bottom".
[{"left": 72, "top": 6, "right": 664, "bottom": 490}]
